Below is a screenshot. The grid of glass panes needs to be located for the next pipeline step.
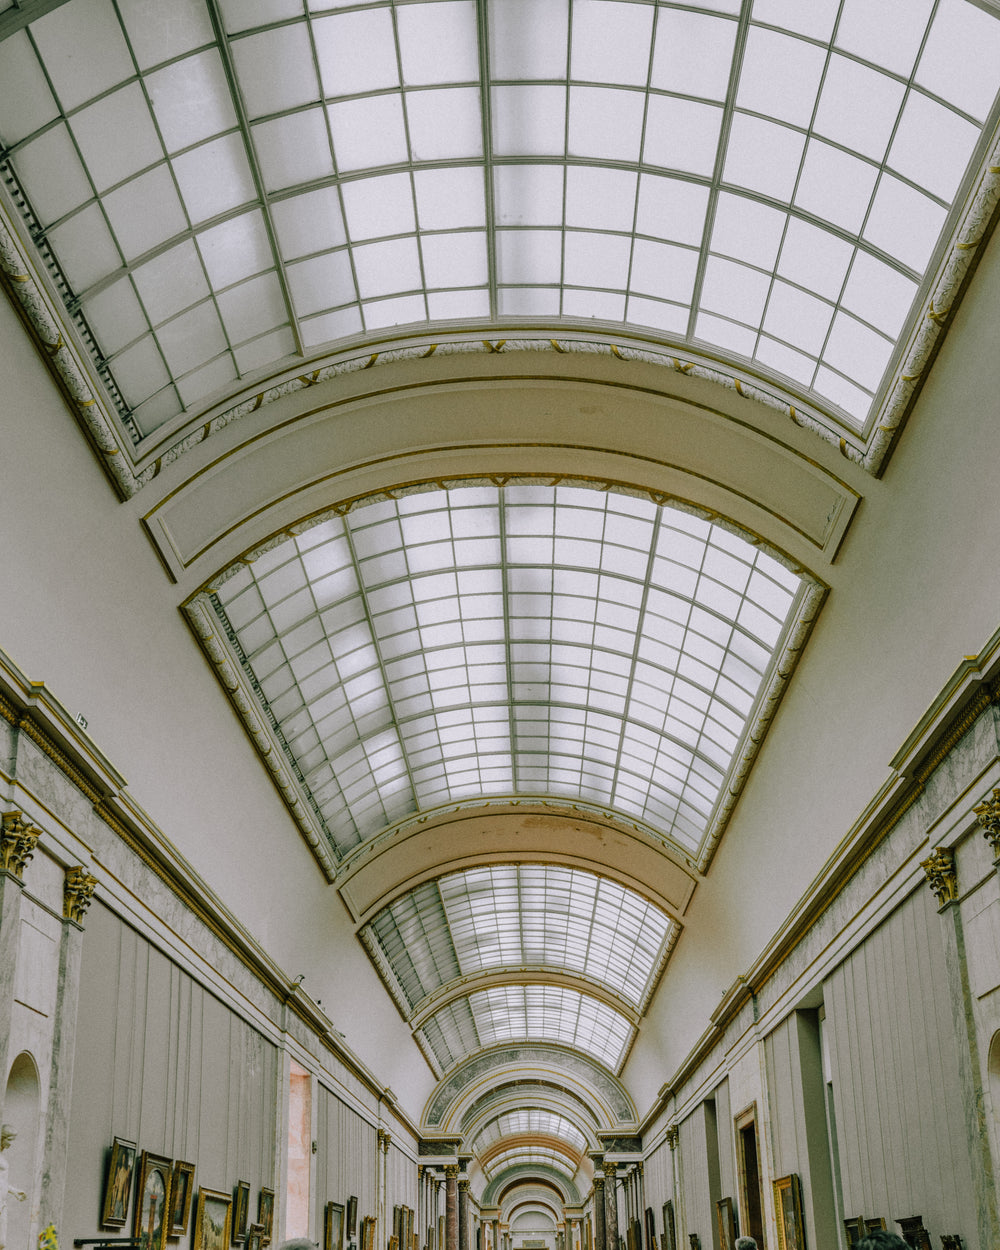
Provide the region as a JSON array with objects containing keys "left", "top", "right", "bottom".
[
  {"left": 2, "top": 0, "right": 999, "bottom": 439},
  {"left": 473, "top": 1110, "right": 588, "bottom": 1155},
  {"left": 482, "top": 1146, "right": 578, "bottom": 1181},
  {"left": 214, "top": 484, "right": 802, "bottom": 857},
  {"left": 415, "top": 983, "right": 634, "bottom": 1072},
  {"left": 362, "top": 864, "right": 674, "bottom": 1015}
]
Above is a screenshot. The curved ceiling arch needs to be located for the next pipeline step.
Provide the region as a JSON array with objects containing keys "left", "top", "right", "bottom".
[
  {"left": 490, "top": 1175, "right": 580, "bottom": 1211},
  {"left": 472, "top": 1111, "right": 591, "bottom": 1160},
  {"left": 460, "top": 1082, "right": 602, "bottom": 1147}
]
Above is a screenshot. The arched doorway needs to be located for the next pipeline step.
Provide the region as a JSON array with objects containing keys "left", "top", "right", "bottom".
[{"left": 4, "top": 1051, "right": 41, "bottom": 1250}]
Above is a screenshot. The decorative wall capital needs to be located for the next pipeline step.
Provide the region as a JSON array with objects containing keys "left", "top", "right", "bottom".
[
  {"left": 458, "top": 1179, "right": 471, "bottom": 1192},
  {"left": 592, "top": 1174, "right": 605, "bottom": 1191},
  {"left": 378, "top": 1128, "right": 392, "bottom": 1152},
  {"left": 921, "top": 846, "right": 958, "bottom": 907},
  {"left": 665, "top": 1126, "right": 679, "bottom": 1151},
  {"left": 63, "top": 865, "right": 97, "bottom": 923},
  {"left": 602, "top": 1161, "right": 617, "bottom": 1180},
  {"left": 974, "top": 786, "right": 1000, "bottom": 857},
  {"left": 1, "top": 810, "right": 39, "bottom": 879},
  {"left": 444, "top": 1164, "right": 459, "bottom": 1179}
]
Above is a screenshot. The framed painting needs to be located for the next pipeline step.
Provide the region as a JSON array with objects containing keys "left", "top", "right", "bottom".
[
  {"left": 194, "top": 1188, "right": 233, "bottom": 1250},
  {"left": 347, "top": 1196, "right": 358, "bottom": 1240},
  {"left": 843, "top": 1218, "right": 865, "bottom": 1247},
  {"left": 363, "top": 1216, "right": 377, "bottom": 1250},
  {"left": 168, "top": 1161, "right": 195, "bottom": 1237},
  {"left": 247, "top": 1223, "right": 266, "bottom": 1250},
  {"left": 326, "top": 1201, "right": 345, "bottom": 1250},
  {"left": 644, "top": 1207, "right": 656, "bottom": 1250},
  {"left": 661, "top": 1201, "right": 676, "bottom": 1250},
  {"left": 864, "top": 1220, "right": 886, "bottom": 1233},
  {"left": 257, "top": 1188, "right": 275, "bottom": 1246},
  {"left": 133, "top": 1151, "right": 172, "bottom": 1250},
  {"left": 773, "top": 1175, "right": 804, "bottom": 1250},
  {"left": 233, "top": 1181, "right": 251, "bottom": 1244},
  {"left": 101, "top": 1136, "right": 137, "bottom": 1229},
  {"left": 715, "top": 1198, "right": 737, "bottom": 1250}
]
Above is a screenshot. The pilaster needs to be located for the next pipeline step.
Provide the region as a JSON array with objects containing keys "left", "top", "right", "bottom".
[
  {"left": 602, "top": 1161, "right": 618, "bottom": 1250},
  {"left": 0, "top": 811, "right": 38, "bottom": 1090}
]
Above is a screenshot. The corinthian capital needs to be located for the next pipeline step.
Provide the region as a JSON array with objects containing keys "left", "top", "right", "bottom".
[
  {"left": 921, "top": 846, "right": 958, "bottom": 908},
  {"left": 1, "top": 811, "right": 39, "bottom": 879},
  {"left": 975, "top": 787, "right": 1000, "bottom": 858},
  {"left": 64, "top": 866, "right": 97, "bottom": 923}
]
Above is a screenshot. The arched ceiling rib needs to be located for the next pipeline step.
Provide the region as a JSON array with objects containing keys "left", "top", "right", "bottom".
[{"left": 2, "top": 0, "right": 999, "bottom": 472}]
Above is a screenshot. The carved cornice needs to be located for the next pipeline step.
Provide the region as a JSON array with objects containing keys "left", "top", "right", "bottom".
[
  {"left": 921, "top": 847, "right": 958, "bottom": 908},
  {"left": 63, "top": 865, "right": 97, "bottom": 924},
  {"left": 1, "top": 810, "right": 39, "bottom": 879},
  {"left": 974, "top": 786, "right": 1000, "bottom": 858}
]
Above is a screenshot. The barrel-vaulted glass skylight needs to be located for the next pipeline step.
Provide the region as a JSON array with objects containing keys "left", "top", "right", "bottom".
[
  {"left": 2, "top": 0, "right": 1000, "bottom": 441},
  {"left": 473, "top": 1111, "right": 589, "bottom": 1157},
  {"left": 360, "top": 864, "right": 675, "bottom": 1018},
  {"left": 211, "top": 483, "right": 810, "bottom": 861},
  {"left": 481, "top": 1145, "right": 579, "bottom": 1182}
]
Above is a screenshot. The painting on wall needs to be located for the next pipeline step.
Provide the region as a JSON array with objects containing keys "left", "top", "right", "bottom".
[
  {"left": 362, "top": 1216, "right": 377, "bottom": 1250},
  {"left": 326, "top": 1201, "right": 345, "bottom": 1250},
  {"left": 194, "top": 1188, "right": 234, "bottom": 1250},
  {"left": 247, "top": 1223, "right": 266, "bottom": 1250},
  {"left": 168, "top": 1161, "right": 195, "bottom": 1237},
  {"left": 233, "top": 1181, "right": 251, "bottom": 1244},
  {"left": 101, "top": 1136, "right": 137, "bottom": 1229},
  {"left": 773, "top": 1175, "right": 804, "bottom": 1250},
  {"left": 660, "top": 1202, "right": 675, "bottom": 1250},
  {"left": 133, "top": 1151, "right": 172, "bottom": 1250},
  {"left": 258, "top": 1188, "right": 275, "bottom": 1246},
  {"left": 714, "top": 1199, "right": 737, "bottom": 1250},
  {"left": 347, "top": 1196, "right": 358, "bottom": 1240},
  {"left": 843, "top": 1218, "right": 865, "bottom": 1246}
]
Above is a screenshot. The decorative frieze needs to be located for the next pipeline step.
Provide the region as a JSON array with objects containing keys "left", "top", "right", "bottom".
[
  {"left": 63, "top": 866, "right": 97, "bottom": 923},
  {"left": 974, "top": 786, "right": 1000, "bottom": 858},
  {"left": 1, "top": 811, "right": 39, "bottom": 879},
  {"left": 921, "top": 847, "right": 958, "bottom": 907}
]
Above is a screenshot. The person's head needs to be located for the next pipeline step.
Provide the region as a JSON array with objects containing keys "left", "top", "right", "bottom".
[
  {"left": 856, "top": 1234, "right": 908, "bottom": 1250},
  {"left": 735, "top": 1239, "right": 757, "bottom": 1250}
]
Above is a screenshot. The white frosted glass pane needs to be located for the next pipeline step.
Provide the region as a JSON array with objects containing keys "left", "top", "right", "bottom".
[
  {"left": 841, "top": 253, "right": 917, "bottom": 338},
  {"left": 695, "top": 312, "right": 757, "bottom": 357},
  {"left": 12, "top": 125, "right": 93, "bottom": 226},
  {"left": 651, "top": 9, "right": 735, "bottom": 100},
  {"left": 630, "top": 239, "right": 698, "bottom": 303},
  {"left": 776, "top": 218, "right": 852, "bottom": 302},
  {"left": 232, "top": 24, "right": 319, "bottom": 117},
  {"left": 71, "top": 84, "right": 162, "bottom": 193},
  {"left": 565, "top": 167, "right": 637, "bottom": 232},
  {"left": 133, "top": 240, "right": 209, "bottom": 324},
  {"left": 499, "top": 287, "right": 561, "bottom": 316},
  {"left": 737, "top": 27, "right": 825, "bottom": 127},
  {"left": 156, "top": 301, "right": 228, "bottom": 374},
  {"left": 0, "top": 32, "right": 58, "bottom": 145},
  {"left": 197, "top": 210, "right": 273, "bottom": 288},
  {"left": 119, "top": 0, "right": 216, "bottom": 69},
  {"left": 329, "top": 96, "right": 408, "bottom": 171},
  {"left": 271, "top": 187, "right": 348, "bottom": 259},
  {"left": 112, "top": 334, "right": 171, "bottom": 405},
  {"left": 176, "top": 353, "right": 238, "bottom": 407},
  {"left": 489, "top": 0, "right": 568, "bottom": 79},
  {"left": 397, "top": 1, "right": 479, "bottom": 85},
  {"left": 218, "top": 0, "right": 302, "bottom": 31},
  {"left": 635, "top": 175, "right": 708, "bottom": 247},
  {"left": 147, "top": 50, "right": 238, "bottom": 153},
  {"left": 814, "top": 56, "right": 905, "bottom": 163},
  {"left": 700, "top": 257, "right": 770, "bottom": 327},
  {"left": 889, "top": 92, "right": 979, "bottom": 201},
  {"left": 235, "top": 326, "right": 297, "bottom": 373},
  {"left": 710, "top": 194, "right": 785, "bottom": 269},
  {"left": 762, "top": 281, "right": 833, "bottom": 356},
  {"left": 643, "top": 95, "right": 721, "bottom": 176},
  {"left": 82, "top": 277, "right": 147, "bottom": 354},
  {"left": 314, "top": 10, "right": 400, "bottom": 96},
  {"left": 917, "top": 0, "right": 1000, "bottom": 122},
  {"left": 31, "top": 0, "right": 133, "bottom": 111},
  {"left": 173, "top": 133, "right": 256, "bottom": 224},
  {"left": 794, "top": 140, "right": 878, "bottom": 235},
  {"left": 132, "top": 387, "right": 182, "bottom": 434},
  {"left": 562, "top": 288, "right": 626, "bottom": 320},
  {"left": 253, "top": 109, "right": 334, "bottom": 191},
  {"left": 491, "top": 85, "right": 566, "bottom": 156},
  {"left": 724, "top": 114, "right": 805, "bottom": 201},
  {"left": 497, "top": 230, "right": 562, "bottom": 284},
  {"left": 421, "top": 232, "right": 488, "bottom": 289},
  {"left": 414, "top": 166, "right": 486, "bottom": 230},
  {"left": 218, "top": 271, "right": 287, "bottom": 342},
  {"left": 428, "top": 289, "right": 490, "bottom": 319},
  {"left": 813, "top": 367, "right": 871, "bottom": 421},
  {"left": 354, "top": 237, "right": 422, "bottom": 299},
  {"left": 824, "top": 312, "right": 893, "bottom": 392},
  {"left": 48, "top": 203, "right": 121, "bottom": 293},
  {"left": 626, "top": 297, "right": 688, "bottom": 336},
  {"left": 570, "top": 0, "right": 654, "bottom": 86},
  {"left": 406, "top": 88, "right": 483, "bottom": 160},
  {"left": 287, "top": 251, "right": 357, "bottom": 315},
  {"left": 301, "top": 304, "right": 363, "bottom": 346},
  {"left": 563, "top": 232, "right": 631, "bottom": 289},
  {"left": 493, "top": 164, "right": 564, "bottom": 227},
  {"left": 755, "top": 336, "right": 815, "bottom": 386},
  {"left": 750, "top": 0, "right": 838, "bottom": 40},
  {"left": 342, "top": 173, "right": 416, "bottom": 240},
  {"left": 364, "top": 293, "right": 427, "bottom": 329},
  {"left": 104, "top": 166, "right": 187, "bottom": 260},
  {"left": 836, "top": 0, "right": 933, "bottom": 78},
  {"left": 863, "top": 176, "right": 946, "bottom": 273},
  {"left": 568, "top": 87, "right": 644, "bottom": 162}
]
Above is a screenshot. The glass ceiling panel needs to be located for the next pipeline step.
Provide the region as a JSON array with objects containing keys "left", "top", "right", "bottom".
[
  {"left": 361, "top": 864, "right": 675, "bottom": 1016},
  {"left": 473, "top": 1110, "right": 588, "bottom": 1155},
  {"left": 416, "top": 983, "right": 634, "bottom": 1073},
  {"left": 2, "top": 0, "right": 999, "bottom": 444},
  {"left": 211, "top": 484, "right": 806, "bottom": 859},
  {"left": 482, "top": 1145, "right": 578, "bottom": 1181}
]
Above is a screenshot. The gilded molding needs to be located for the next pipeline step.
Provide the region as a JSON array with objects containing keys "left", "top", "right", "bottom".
[
  {"left": 974, "top": 786, "right": 1000, "bottom": 858},
  {"left": 1, "top": 810, "right": 39, "bottom": 879},
  {"left": 921, "top": 847, "right": 958, "bottom": 908},
  {"left": 63, "top": 865, "right": 97, "bottom": 923}
]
